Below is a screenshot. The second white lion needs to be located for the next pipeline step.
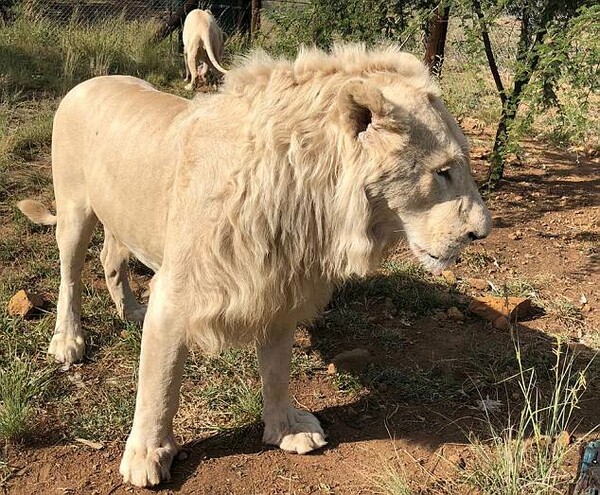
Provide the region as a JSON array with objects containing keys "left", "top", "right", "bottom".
[{"left": 182, "top": 9, "right": 227, "bottom": 89}]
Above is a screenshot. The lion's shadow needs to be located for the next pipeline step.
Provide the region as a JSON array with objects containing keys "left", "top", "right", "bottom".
[{"left": 165, "top": 268, "right": 599, "bottom": 491}]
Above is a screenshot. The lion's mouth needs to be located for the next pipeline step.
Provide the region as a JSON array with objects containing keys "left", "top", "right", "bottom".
[
  {"left": 410, "top": 243, "right": 457, "bottom": 274},
  {"left": 412, "top": 243, "right": 449, "bottom": 261}
]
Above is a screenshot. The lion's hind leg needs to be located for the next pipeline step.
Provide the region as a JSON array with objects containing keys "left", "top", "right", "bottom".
[
  {"left": 183, "top": 48, "right": 190, "bottom": 82},
  {"left": 257, "top": 328, "right": 327, "bottom": 454},
  {"left": 49, "top": 206, "right": 98, "bottom": 364},
  {"left": 185, "top": 41, "right": 200, "bottom": 91},
  {"left": 100, "top": 228, "right": 146, "bottom": 324}
]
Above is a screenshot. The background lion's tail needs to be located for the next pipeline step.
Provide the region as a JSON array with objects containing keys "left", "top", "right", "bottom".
[
  {"left": 203, "top": 20, "right": 228, "bottom": 75},
  {"left": 17, "top": 199, "right": 57, "bottom": 226}
]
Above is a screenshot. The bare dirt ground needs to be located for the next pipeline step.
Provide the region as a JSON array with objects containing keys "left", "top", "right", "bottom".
[{"left": 2, "top": 130, "right": 599, "bottom": 495}]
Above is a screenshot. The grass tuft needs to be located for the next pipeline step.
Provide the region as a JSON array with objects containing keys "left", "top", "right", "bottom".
[
  {"left": 198, "top": 377, "right": 263, "bottom": 431},
  {"left": 372, "top": 463, "right": 413, "bottom": 495},
  {"left": 69, "top": 390, "right": 135, "bottom": 441},
  {"left": 463, "top": 341, "right": 591, "bottom": 495},
  {"left": 331, "top": 372, "right": 364, "bottom": 397},
  {"left": 0, "top": 350, "right": 54, "bottom": 442}
]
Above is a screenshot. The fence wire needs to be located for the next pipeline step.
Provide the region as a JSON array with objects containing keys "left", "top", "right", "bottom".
[
  {"left": 6, "top": 1, "right": 308, "bottom": 32},
  {"left": 23, "top": 0, "right": 183, "bottom": 23}
]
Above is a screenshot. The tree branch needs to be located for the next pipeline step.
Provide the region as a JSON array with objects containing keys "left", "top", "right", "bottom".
[{"left": 472, "top": 0, "right": 506, "bottom": 105}]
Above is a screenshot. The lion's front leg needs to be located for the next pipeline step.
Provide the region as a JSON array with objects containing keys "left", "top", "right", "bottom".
[
  {"left": 119, "top": 276, "right": 188, "bottom": 487},
  {"left": 257, "top": 328, "right": 327, "bottom": 454}
]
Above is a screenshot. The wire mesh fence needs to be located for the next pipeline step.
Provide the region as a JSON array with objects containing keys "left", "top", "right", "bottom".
[
  {"left": 3, "top": 1, "right": 308, "bottom": 33},
  {"left": 1, "top": 0, "right": 312, "bottom": 57},
  {"left": 7, "top": 0, "right": 176, "bottom": 22},
  {"left": 16, "top": 1, "right": 249, "bottom": 31}
]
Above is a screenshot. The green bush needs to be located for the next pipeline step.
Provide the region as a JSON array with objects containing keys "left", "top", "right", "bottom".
[
  {"left": 517, "top": 5, "right": 600, "bottom": 148},
  {"left": 262, "top": 0, "right": 416, "bottom": 57}
]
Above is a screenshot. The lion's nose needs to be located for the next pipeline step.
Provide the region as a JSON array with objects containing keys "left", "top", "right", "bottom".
[{"left": 467, "top": 202, "right": 492, "bottom": 241}]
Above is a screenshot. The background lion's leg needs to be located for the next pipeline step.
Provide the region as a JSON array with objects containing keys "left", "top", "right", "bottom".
[
  {"left": 257, "top": 327, "right": 327, "bottom": 454},
  {"left": 183, "top": 49, "right": 190, "bottom": 82},
  {"left": 49, "top": 207, "right": 98, "bottom": 364},
  {"left": 198, "top": 61, "right": 208, "bottom": 84},
  {"left": 185, "top": 44, "right": 199, "bottom": 90},
  {"left": 100, "top": 227, "right": 146, "bottom": 323},
  {"left": 120, "top": 273, "right": 188, "bottom": 487}
]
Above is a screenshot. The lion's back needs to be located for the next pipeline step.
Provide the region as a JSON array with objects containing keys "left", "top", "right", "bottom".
[{"left": 52, "top": 76, "right": 194, "bottom": 271}]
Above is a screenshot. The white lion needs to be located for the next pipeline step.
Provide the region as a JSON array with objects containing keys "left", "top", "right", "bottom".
[
  {"left": 182, "top": 9, "right": 227, "bottom": 90},
  {"left": 18, "top": 43, "right": 491, "bottom": 487}
]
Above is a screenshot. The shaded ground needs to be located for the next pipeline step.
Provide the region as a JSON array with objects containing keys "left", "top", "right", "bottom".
[{"left": 2, "top": 132, "right": 599, "bottom": 494}]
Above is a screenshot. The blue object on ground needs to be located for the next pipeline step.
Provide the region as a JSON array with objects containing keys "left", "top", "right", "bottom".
[{"left": 575, "top": 440, "right": 600, "bottom": 495}]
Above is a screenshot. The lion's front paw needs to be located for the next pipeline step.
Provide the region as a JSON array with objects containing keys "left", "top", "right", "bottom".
[
  {"left": 263, "top": 407, "right": 327, "bottom": 455},
  {"left": 120, "top": 434, "right": 178, "bottom": 487},
  {"left": 48, "top": 332, "right": 84, "bottom": 364}
]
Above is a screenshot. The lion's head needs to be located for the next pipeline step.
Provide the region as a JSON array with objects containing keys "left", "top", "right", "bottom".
[
  {"left": 221, "top": 44, "right": 491, "bottom": 280},
  {"left": 335, "top": 53, "right": 492, "bottom": 275}
]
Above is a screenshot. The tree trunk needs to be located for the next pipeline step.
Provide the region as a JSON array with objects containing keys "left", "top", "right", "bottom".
[
  {"left": 251, "top": 0, "right": 261, "bottom": 37},
  {"left": 472, "top": 0, "right": 506, "bottom": 105},
  {"left": 423, "top": 5, "right": 451, "bottom": 77}
]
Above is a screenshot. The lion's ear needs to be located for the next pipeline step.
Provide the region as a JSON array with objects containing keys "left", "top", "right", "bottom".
[{"left": 338, "top": 80, "right": 393, "bottom": 139}]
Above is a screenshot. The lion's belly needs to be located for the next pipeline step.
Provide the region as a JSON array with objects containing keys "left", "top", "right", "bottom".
[
  {"left": 52, "top": 76, "right": 191, "bottom": 271},
  {"left": 84, "top": 148, "right": 173, "bottom": 272}
]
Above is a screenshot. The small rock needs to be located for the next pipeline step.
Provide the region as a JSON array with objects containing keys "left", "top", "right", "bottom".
[
  {"left": 567, "top": 341, "right": 587, "bottom": 352},
  {"left": 469, "top": 296, "right": 532, "bottom": 324},
  {"left": 461, "top": 117, "right": 484, "bottom": 132},
  {"left": 554, "top": 430, "right": 571, "bottom": 449},
  {"left": 441, "top": 270, "right": 457, "bottom": 285},
  {"left": 466, "top": 278, "right": 489, "bottom": 291},
  {"left": 447, "top": 306, "right": 465, "bottom": 321},
  {"left": 327, "top": 348, "right": 371, "bottom": 375},
  {"left": 470, "top": 147, "right": 488, "bottom": 159},
  {"left": 7, "top": 290, "right": 45, "bottom": 317},
  {"left": 509, "top": 230, "right": 523, "bottom": 240},
  {"left": 493, "top": 315, "right": 510, "bottom": 330}
]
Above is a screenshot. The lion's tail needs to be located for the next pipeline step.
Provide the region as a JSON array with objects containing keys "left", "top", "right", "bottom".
[
  {"left": 17, "top": 199, "right": 57, "bottom": 226},
  {"left": 203, "top": 21, "right": 228, "bottom": 75}
]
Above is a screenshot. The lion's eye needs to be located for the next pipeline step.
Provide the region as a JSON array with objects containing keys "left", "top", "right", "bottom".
[{"left": 437, "top": 167, "right": 452, "bottom": 180}]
